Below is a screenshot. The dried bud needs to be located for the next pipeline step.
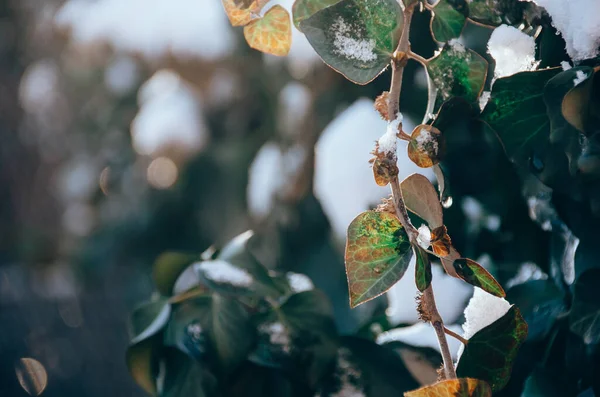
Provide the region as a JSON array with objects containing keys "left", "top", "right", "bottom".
[
  {"left": 431, "top": 225, "right": 452, "bottom": 257},
  {"left": 407, "top": 124, "right": 445, "bottom": 168},
  {"left": 416, "top": 292, "right": 431, "bottom": 322},
  {"left": 375, "top": 196, "right": 396, "bottom": 214},
  {"left": 375, "top": 91, "right": 390, "bottom": 120}
]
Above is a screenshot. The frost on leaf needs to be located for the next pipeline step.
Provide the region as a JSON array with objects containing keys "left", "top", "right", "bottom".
[
  {"left": 331, "top": 17, "right": 377, "bottom": 62},
  {"left": 487, "top": 25, "right": 538, "bottom": 79}
]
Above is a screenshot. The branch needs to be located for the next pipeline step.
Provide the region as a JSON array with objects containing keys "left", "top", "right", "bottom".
[
  {"left": 386, "top": 2, "right": 456, "bottom": 380},
  {"left": 424, "top": 286, "right": 457, "bottom": 379},
  {"left": 444, "top": 326, "right": 468, "bottom": 345}
]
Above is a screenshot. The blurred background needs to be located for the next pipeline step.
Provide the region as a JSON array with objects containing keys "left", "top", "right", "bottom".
[{"left": 0, "top": 0, "right": 553, "bottom": 395}]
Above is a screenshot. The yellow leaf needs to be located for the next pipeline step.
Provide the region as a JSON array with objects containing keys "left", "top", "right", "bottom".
[
  {"left": 243, "top": 5, "right": 292, "bottom": 57},
  {"left": 405, "top": 378, "right": 492, "bottom": 397},
  {"left": 221, "top": 0, "right": 269, "bottom": 26}
]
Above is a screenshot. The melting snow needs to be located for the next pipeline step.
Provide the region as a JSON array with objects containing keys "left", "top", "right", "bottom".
[
  {"left": 573, "top": 70, "right": 588, "bottom": 86},
  {"left": 521, "top": 0, "right": 600, "bottom": 61},
  {"left": 487, "top": 25, "right": 538, "bottom": 78},
  {"left": 332, "top": 17, "right": 377, "bottom": 62},
  {"left": 378, "top": 113, "right": 402, "bottom": 154},
  {"left": 196, "top": 260, "right": 253, "bottom": 287},
  {"left": 286, "top": 272, "right": 314, "bottom": 293}
]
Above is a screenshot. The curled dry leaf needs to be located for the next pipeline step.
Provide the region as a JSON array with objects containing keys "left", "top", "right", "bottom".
[
  {"left": 431, "top": 225, "right": 452, "bottom": 257},
  {"left": 371, "top": 152, "right": 399, "bottom": 186},
  {"left": 375, "top": 91, "right": 390, "bottom": 120},
  {"left": 222, "top": 0, "right": 269, "bottom": 26},
  {"left": 243, "top": 6, "right": 292, "bottom": 56},
  {"left": 404, "top": 377, "right": 492, "bottom": 397},
  {"left": 400, "top": 173, "right": 443, "bottom": 229},
  {"left": 408, "top": 125, "right": 445, "bottom": 168}
]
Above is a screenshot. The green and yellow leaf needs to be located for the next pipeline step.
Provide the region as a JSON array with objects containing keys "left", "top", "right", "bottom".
[
  {"left": 244, "top": 5, "right": 292, "bottom": 56},
  {"left": 221, "top": 0, "right": 269, "bottom": 26},
  {"left": 405, "top": 377, "right": 492, "bottom": 397},
  {"left": 454, "top": 258, "right": 505, "bottom": 297}
]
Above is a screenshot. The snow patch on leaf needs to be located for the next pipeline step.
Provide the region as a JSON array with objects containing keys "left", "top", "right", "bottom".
[
  {"left": 196, "top": 260, "right": 253, "bottom": 287},
  {"left": 286, "top": 272, "right": 314, "bottom": 293},
  {"left": 487, "top": 25, "right": 538, "bottom": 78},
  {"left": 331, "top": 17, "right": 377, "bottom": 62},
  {"left": 462, "top": 287, "right": 511, "bottom": 339},
  {"left": 573, "top": 70, "right": 588, "bottom": 86}
]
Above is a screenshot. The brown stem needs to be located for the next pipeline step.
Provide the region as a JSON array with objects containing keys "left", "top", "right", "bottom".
[
  {"left": 407, "top": 50, "right": 428, "bottom": 66},
  {"left": 424, "top": 286, "right": 457, "bottom": 379},
  {"left": 386, "top": 2, "right": 456, "bottom": 380},
  {"left": 444, "top": 326, "right": 469, "bottom": 345}
]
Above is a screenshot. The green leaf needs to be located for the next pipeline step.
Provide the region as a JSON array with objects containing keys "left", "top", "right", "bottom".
[
  {"left": 159, "top": 348, "right": 209, "bottom": 397},
  {"left": 345, "top": 211, "right": 413, "bottom": 308},
  {"left": 299, "top": 0, "right": 403, "bottom": 84},
  {"left": 126, "top": 299, "right": 171, "bottom": 395},
  {"left": 250, "top": 290, "right": 338, "bottom": 387},
  {"left": 430, "top": 0, "right": 468, "bottom": 43},
  {"left": 405, "top": 378, "right": 492, "bottom": 397},
  {"left": 210, "top": 294, "right": 256, "bottom": 371},
  {"left": 467, "top": 0, "right": 503, "bottom": 26},
  {"left": 126, "top": 339, "right": 160, "bottom": 395},
  {"left": 130, "top": 299, "right": 172, "bottom": 344},
  {"left": 292, "top": 0, "right": 343, "bottom": 30},
  {"left": 414, "top": 246, "right": 432, "bottom": 293},
  {"left": 153, "top": 252, "right": 199, "bottom": 296},
  {"left": 454, "top": 258, "right": 505, "bottom": 297},
  {"left": 427, "top": 43, "right": 488, "bottom": 103},
  {"left": 570, "top": 269, "right": 600, "bottom": 345},
  {"left": 457, "top": 306, "right": 528, "bottom": 392},
  {"left": 164, "top": 297, "right": 212, "bottom": 359},
  {"left": 400, "top": 173, "right": 444, "bottom": 229}
]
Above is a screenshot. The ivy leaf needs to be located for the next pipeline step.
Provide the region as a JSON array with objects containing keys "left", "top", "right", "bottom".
[
  {"left": 159, "top": 348, "right": 209, "bottom": 397},
  {"left": 467, "top": 0, "right": 503, "bottom": 26},
  {"left": 210, "top": 294, "right": 255, "bottom": 372},
  {"left": 153, "top": 252, "right": 199, "bottom": 296},
  {"left": 454, "top": 258, "right": 505, "bottom": 297},
  {"left": 414, "top": 246, "right": 432, "bottom": 292},
  {"left": 345, "top": 211, "right": 413, "bottom": 308},
  {"left": 407, "top": 124, "right": 446, "bottom": 168},
  {"left": 405, "top": 378, "right": 492, "bottom": 397},
  {"left": 430, "top": 0, "right": 468, "bottom": 43},
  {"left": 292, "top": 0, "right": 343, "bottom": 30},
  {"left": 164, "top": 297, "right": 212, "bottom": 360},
  {"left": 562, "top": 66, "right": 599, "bottom": 134},
  {"left": 299, "top": 0, "right": 403, "bottom": 84},
  {"left": 244, "top": 5, "right": 292, "bottom": 57},
  {"left": 250, "top": 290, "right": 338, "bottom": 387},
  {"left": 570, "top": 269, "right": 600, "bottom": 345},
  {"left": 457, "top": 306, "right": 528, "bottom": 392},
  {"left": 221, "top": 0, "right": 269, "bottom": 26},
  {"left": 400, "top": 173, "right": 444, "bottom": 229},
  {"left": 427, "top": 43, "right": 488, "bottom": 103},
  {"left": 126, "top": 299, "right": 171, "bottom": 395}
]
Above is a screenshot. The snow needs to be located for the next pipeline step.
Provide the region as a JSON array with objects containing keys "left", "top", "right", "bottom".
[
  {"left": 386, "top": 257, "right": 473, "bottom": 325},
  {"left": 378, "top": 113, "right": 403, "bottom": 154},
  {"left": 417, "top": 224, "right": 432, "bottom": 249},
  {"left": 522, "top": 0, "right": 600, "bottom": 61},
  {"left": 247, "top": 142, "right": 307, "bottom": 219},
  {"left": 561, "top": 61, "right": 572, "bottom": 71},
  {"left": 478, "top": 91, "right": 491, "bottom": 111},
  {"left": 487, "top": 25, "right": 538, "bottom": 78},
  {"left": 332, "top": 17, "right": 377, "bottom": 62},
  {"left": 573, "top": 70, "right": 588, "bottom": 86},
  {"left": 462, "top": 288, "right": 511, "bottom": 339},
  {"left": 104, "top": 55, "right": 140, "bottom": 95},
  {"left": 449, "top": 38, "right": 466, "bottom": 53},
  {"left": 415, "top": 126, "right": 438, "bottom": 153},
  {"left": 506, "top": 262, "right": 547, "bottom": 288},
  {"left": 377, "top": 322, "right": 464, "bottom": 359},
  {"left": 331, "top": 347, "right": 365, "bottom": 397},
  {"left": 196, "top": 260, "right": 253, "bottom": 287},
  {"left": 131, "top": 70, "right": 208, "bottom": 158},
  {"left": 286, "top": 272, "right": 314, "bottom": 293},
  {"left": 259, "top": 322, "right": 291, "bottom": 353},
  {"left": 278, "top": 82, "right": 312, "bottom": 137},
  {"left": 55, "top": 0, "right": 234, "bottom": 61},
  {"left": 314, "top": 99, "right": 435, "bottom": 241}
]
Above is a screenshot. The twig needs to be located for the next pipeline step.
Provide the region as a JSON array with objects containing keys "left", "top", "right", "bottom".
[
  {"left": 424, "top": 286, "right": 457, "bottom": 379},
  {"left": 386, "top": 2, "right": 456, "bottom": 380},
  {"left": 407, "top": 50, "right": 428, "bottom": 66},
  {"left": 444, "top": 326, "right": 468, "bottom": 345}
]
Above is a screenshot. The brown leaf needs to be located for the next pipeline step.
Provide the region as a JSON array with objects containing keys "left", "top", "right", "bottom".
[
  {"left": 431, "top": 225, "right": 452, "bottom": 257},
  {"left": 407, "top": 125, "right": 445, "bottom": 168},
  {"left": 405, "top": 378, "right": 492, "bottom": 397},
  {"left": 400, "top": 173, "right": 444, "bottom": 229}
]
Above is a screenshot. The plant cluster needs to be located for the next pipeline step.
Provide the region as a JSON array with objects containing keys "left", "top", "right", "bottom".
[{"left": 126, "top": 0, "right": 600, "bottom": 395}]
